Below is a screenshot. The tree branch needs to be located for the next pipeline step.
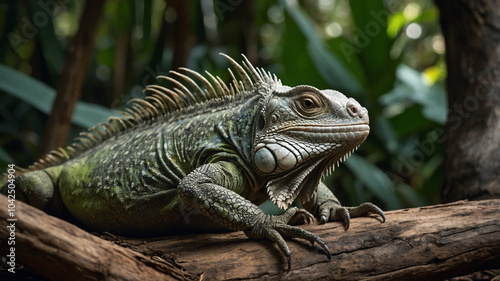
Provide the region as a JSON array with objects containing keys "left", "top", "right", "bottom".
[{"left": 1, "top": 195, "right": 499, "bottom": 280}]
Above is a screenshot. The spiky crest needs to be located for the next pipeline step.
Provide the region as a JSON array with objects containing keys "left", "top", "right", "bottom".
[{"left": 24, "top": 53, "right": 281, "bottom": 172}]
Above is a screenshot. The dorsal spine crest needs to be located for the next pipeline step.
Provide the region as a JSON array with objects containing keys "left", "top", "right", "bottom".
[{"left": 25, "top": 53, "right": 281, "bottom": 171}]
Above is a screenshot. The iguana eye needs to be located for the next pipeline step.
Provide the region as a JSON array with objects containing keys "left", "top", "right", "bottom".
[
  {"left": 295, "top": 93, "right": 322, "bottom": 115},
  {"left": 302, "top": 98, "right": 315, "bottom": 109}
]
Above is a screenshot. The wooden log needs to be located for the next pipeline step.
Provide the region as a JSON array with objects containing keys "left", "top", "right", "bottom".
[
  {"left": 129, "top": 199, "right": 500, "bottom": 280},
  {"left": 1, "top": 194, "right": 499, "bottom": 281},
  {"left": 0, "top": 194, "right": 199, "bottom": 281}
]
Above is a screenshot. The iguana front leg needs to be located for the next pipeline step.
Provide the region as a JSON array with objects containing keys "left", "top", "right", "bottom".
[
  {"left": 178, "top": 162, "right": 331, "bottom": 271},
  {"left": 302, "top": 183, "right": 386, "bottom": 229}
]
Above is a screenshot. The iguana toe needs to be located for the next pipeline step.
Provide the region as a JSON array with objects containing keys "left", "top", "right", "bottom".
[
  {"left": 244, "top": 207, "right": 331, "bottom": 272},
  {"left": 319, "top": 206, "right": 350, "bottom": 228},
  {"left": 319, "top": 201, "right": 386, "bottom": 230}
]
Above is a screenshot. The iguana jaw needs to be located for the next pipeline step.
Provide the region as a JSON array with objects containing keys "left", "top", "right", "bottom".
[{"left": 265, "top": 123, "right": 369, "bottom": 209}]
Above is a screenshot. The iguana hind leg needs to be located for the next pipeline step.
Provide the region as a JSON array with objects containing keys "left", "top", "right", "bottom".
[
  {"left": 1, "top": 166, "right": 66, "bottom": 214},
  {"left": 0, "top": 170, "right": 54, "bottom": 209}
]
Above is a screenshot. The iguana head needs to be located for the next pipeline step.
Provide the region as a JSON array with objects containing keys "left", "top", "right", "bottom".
[
  {"left": 218, "top": 54, "right": 369, "bottom": 209},
  {"left": 252, "top": 84, "right": 369, "bottom": 209}
]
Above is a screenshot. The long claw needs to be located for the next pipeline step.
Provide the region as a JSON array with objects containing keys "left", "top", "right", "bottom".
[
  {"left": 276, "top": 224, "right": 331, "bottom": 260},
  {"left": 317, "top": 237, "right": 331, "bottom": 260},
  {"left": 371, "top": 204, "right": 386, "bottom": 222},
  {"left": 308, "top": 231, "right": 331, "bottom": 259},
  {"left": 286, "top": 255, "right": 292, "bottom": 273},
  {"left": 347, "top": 202, "right": 386, "bottom": 223},
  {"left": 319, "top": 215, "right": 327, "bottom": 224},
  {"left": 338, "top": 208, "right": 351, "bottom": 230},
  {"left": 264, "top": 228, "right": 292, "bottom": 271},
  {"left": 303, "top": 210, "right": 315, "bottom": 224}
]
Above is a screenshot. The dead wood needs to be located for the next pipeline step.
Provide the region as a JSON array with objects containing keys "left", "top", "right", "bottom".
[
  {"left": 0, "top": 194, "right": 199, "bottom": 281},
  {"left": 1, "top": 195, "right": 499, "bottom": 281}
]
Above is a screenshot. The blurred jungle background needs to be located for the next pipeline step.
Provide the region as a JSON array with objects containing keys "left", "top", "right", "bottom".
[{"left": 0, "top": 0, "right": 446, "bottom": 211}]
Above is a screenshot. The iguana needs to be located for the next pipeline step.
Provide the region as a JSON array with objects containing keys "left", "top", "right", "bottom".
[{"left": 1, "top": 53, "right": 385, "bottom": 271}]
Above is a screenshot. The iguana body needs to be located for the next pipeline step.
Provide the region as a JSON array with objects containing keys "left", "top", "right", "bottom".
[{"left": 2, "top": 54, "right": 384, "bottom": 270}]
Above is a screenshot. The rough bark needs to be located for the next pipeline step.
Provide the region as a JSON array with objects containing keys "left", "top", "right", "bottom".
[
  {"left": 0, "top": 194, "right": 199, "bottom": 281},
  {"left": 1, "top": 194, "right": 499, "bottom": 281},
  {"left": 435, "top": 0, "right": 500, "bottom": 202},
  {"left": 39, "top": 0, "right": 107, "bottom": 156}
]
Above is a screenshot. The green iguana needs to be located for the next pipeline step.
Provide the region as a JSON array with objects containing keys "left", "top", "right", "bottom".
[{"left": 1, "top": 53, "right": 385, "bottom": 271}]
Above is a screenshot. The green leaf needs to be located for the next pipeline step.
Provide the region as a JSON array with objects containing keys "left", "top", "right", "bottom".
[
  {"left": 280, "top": 0, "right": 362, "bottom": 96},
  {"left": 326, "top": 36, "right": 366, "bottom": 88},
  {"left": 28, "top": 0, "right": 64, "bottom": 73},
  {"left": 344, "top": 154, "right": 403, "bottom": 210},
  {"left": 388, "top": 105, "right": 437, "bottom": 137},
  {"left": 387, "top": 12, "right": 406, "bottom": 38},
  {"left": 414, "top": 7, "right": 439, "bottom": 23},
  {"left": 108, "top": 0, "right": 135, "bottom": 33},
  {"left": 281, "top": 7, "right": 328, "bottom": 90},
  {"left": 374, "top": 116, "right": 398, "bottom": 153},
  {"left": 380, "top": 65, "right": 447, "bottom": 124},
  {"left": 0, "top": 64, "right": 116, "bottom": 128},
  {"left": 349, "top": 0, "right": 398, "bottom": 97}
]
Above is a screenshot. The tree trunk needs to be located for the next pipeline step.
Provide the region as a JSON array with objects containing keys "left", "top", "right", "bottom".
[
  {"left": 168, "top": 0, "right": 191, "bottom": 70},
  {"left": 435, "top": 0, "right": 500, "bottom": 202},
  {"left": 1, "top": 194, "right": 499, "bottom": 281},
  {"left": 39, "top": 0, "right": 107, "bottom": 156}
]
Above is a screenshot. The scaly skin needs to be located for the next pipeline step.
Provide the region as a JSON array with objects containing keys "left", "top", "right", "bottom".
[{"left": 1, "top": 54, "right": 385, "bottom": 271}]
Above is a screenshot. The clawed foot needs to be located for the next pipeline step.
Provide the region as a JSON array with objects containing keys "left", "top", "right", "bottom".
[
  {"left": 318, "top": 201, "right": 386, "bottom": 229},
  {"left": 244, "top": 207, "right": 331, "bottom": 272},
  {"left": 243, "top": 203, "right": 384, "bottom": 272}
]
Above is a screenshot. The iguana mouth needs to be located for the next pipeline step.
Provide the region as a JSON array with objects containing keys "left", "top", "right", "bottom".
[{"left": 281, "top": 123, "right": 369, "bottom": 133}]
